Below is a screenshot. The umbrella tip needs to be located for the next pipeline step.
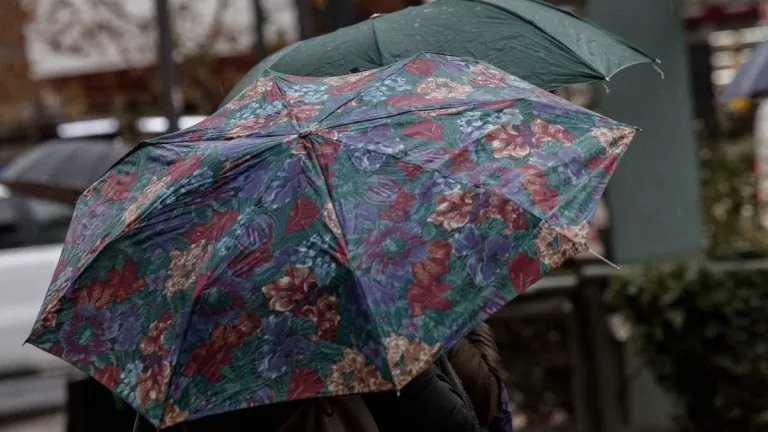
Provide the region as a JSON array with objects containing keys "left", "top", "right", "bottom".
[
  {"left": 652, "top": 63, "right": 665, "bottom": 80},
  {"left": 588, "top": 247, "right": 620, "bottom": 270}
]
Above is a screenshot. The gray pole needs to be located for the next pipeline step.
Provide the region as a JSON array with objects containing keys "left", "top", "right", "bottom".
[
  {"left": 295, "top": 0, "right": 312, "bottom": 40},
  {"left": 326, "top": 0, "right": 355, "bottom": 31},
  {"left": 253, "top": 0, "right": 267, "bottom": 59},
  {"left": 155, "top": 0, "right": 180, "bottom": 133}
]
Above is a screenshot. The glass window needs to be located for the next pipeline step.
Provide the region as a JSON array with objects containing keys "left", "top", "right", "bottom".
[{"left": 0, "top": 190, "right": 74, "bottom": 250}]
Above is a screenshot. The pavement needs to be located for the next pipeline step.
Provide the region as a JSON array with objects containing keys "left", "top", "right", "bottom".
[
  {"left": 0, "top": 374, "right": 66, "bottom": 420},
  {"left": 0, "top": 372, "right": 68, "bottom": 432},
  {"left": 0, "top": 413, "right": 64, "bottom": 432}
]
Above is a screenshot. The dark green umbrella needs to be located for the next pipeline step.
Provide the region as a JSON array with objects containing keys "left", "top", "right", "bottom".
[{"left": 220, "top": 0, "right": 658, "bottom": 107}]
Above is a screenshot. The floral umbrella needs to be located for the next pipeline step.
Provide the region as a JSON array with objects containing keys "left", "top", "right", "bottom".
[{"left": 27, "top": 53, "right": 637, "bottom": 428}]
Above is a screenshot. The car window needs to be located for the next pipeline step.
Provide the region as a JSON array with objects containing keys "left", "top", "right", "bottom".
[{"left": 0, "top": 194, "right": 74, "bottom": 249}]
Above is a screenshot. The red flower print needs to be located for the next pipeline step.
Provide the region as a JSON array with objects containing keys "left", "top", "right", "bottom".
[
  {"left": 136, "top": 361, "right": 171, "bottom": 407},
  {"left": 408, "top": 241, "right": 453, "bottom": 316},
  {"left": 264, "top": 82, "right": 283, "bottom": 102},
  {"left": 93, "top": 365, "right": 122, "bottom": 388},
  {"left": 403, "top": 119, "right": 444, "bottom": 141},
  {"left": 139, "top": 311, "right": 174, "bottom": 356},
  {"left": 518, "top": 164, "right": 547, "bottom": 189},
  {"left": 160, "top": 402, "right": 189, "bottom": 428},
  {"left": 530, "top": 118, "right": 577, "bottom": 148},
  {"left": 73, "top": 279, "right": 111, "bottom": 309},
  {"left": 588, "top": 153, "right": 620, "bottom": 176},
  {"left": 228, "top": 78, "right": 273, "bottom": 109},
  {"left": 192, "top": 271, "right": 214, "bottom": 299},
  {"left": 182, "top": 313, "right": 261, "bottom": 382},
  {"left": 507, "top": 253, "right": 541, "bottom": 294},
  {"left": 80, "top": 235, "right": 109, "bottom": 266},
  {"left": 382, "top": 188, "right": 417, "bottom": 223},
  {"left": 427, "top": 189, "right": 474, "bottom": 231},
  {"left": 285, "top": 198, "right": 321, "bottom": 235},
  {"left": 477, "top": 100, "right": 515, "bottom": 110},
  {"left": 329, "top": 73, "right": 376, "bottom": 96},
  {"left": 288, "top": 367, "right": 325, "bottom": 400},
  {"left": 326, "top": 349, "right": 391, "bottom": 394},
  {"left": 484, "top": 123, "right": 529, "bottom": 158},
  {"left": 469, "top": 64, "right": 508, "bottom": 87},
  {"left": 223, "top": 113, "right": 287, "bottom": 139},
  {"left": 395, "top": 160, "right": 424, "bottom": 181},
  {"left": 301, "top": 294, "right": 340, "bottom": 341},
  {"left": 52, "top": 258, "right": 68, "bottom": 282},
  {"left": 165, "top": 242, "right": 214, "bottom": 295},
  {"left": 417, "top": 106, "right": 471, "bottom": 117},
  {"left": 289, "top": 75, "right": 318, "bottom": 82},
  {"left": 385, "top": 94, "right": 443, "bottom": 108},
  {"left": 183, "top": 327, "right": 235, "bottom": 383},
  {"left": 479, "top": 194, "right": 529, "bottom": 234},
  {"left": 321, "top": 201, "right": 343, "bottom": 235},
  {"left": 101, "top": 171, "right": 137, "bottom": 202},
  {"left": 416, "top": 77, "right": 472, "bottom": 99},
  {"left": 184, "top": 209, "right": 240, "bottom": 244},
  {"left": 167, "top": 154, "right": 203, "bottom": 182},
  {"left": 446, "top": 146, "right": 477, "bottom": 173},
  {"left": 106, "top": 260, "right": 146, "bottom": 302},
  {"left": 310, "top": 139, "right": 341, "bottom": 183},
  {"left": 413, "top": 240, "right": 452, "bottom": 279},
  {"left": 589, "top": 126, "right": 636, "bottom": 154},
  {"left": 323, "top": 70, "right": 376, "bottom": 86},
  {"left": 384, "top": 334, "right": 441, "bottom": 389},
  {"left": 535, "top": 225, "right": 581, "bottom": 269},
  {"left": 404, "top": 58, "right": 437, "bottom": 76},
  {"left": 228, "top": 244, "right": 272, "bottom": 278},
  {"left": 263, "top": 266, "right": 317, "bottom": 312},
  {"left": 407, "top": 278, "right": 451, "bottom": 317},
  {"left": 292, "top": 105, "right": 321, "bottom": 122},
  {"left": 39, "top": 300, "right": 59, "bottom": 328},
  {"left": 529, "top": 186, "right": 560, "bottom": 213}
]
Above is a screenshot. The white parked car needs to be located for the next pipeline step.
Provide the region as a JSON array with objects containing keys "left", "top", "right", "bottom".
[{"left": 0, "top": 183, "right": 73, "bottom": 375}]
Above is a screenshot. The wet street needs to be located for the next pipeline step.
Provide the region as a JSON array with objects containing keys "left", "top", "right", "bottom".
[{"left": 0, "top": 413, "right": 64, "bottom": 432}]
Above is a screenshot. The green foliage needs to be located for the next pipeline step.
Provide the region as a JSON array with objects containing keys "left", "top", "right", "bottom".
[
  {"left": 610, "top": 131, "right": 768, "bottom": 430},
  {"left": 698, "top": 133, "right": 768, "bottom": 256},
  {"left": 610, "top": 263, "right": 768, "bottom": 431}
]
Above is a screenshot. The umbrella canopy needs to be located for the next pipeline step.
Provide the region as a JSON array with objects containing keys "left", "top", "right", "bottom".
[
  {"left": 719, "top": 41, "right": 768, "bottom": 101},
  {"left": 0, "top": 139, "right": 131, "bottom": 204},
  {"left": 220, "top": 0, "right": 657, "bottom": 107},
  {"left": 27, "top": 53, "right": 636, "bottom": 428}
]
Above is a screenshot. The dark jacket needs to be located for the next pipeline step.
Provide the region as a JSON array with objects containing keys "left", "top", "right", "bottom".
[
  {"left": 447, "top": 323, "right": 503, "bottom": 427},
  {"left": 362, "top": 323, "right": 503, "bottom": 432},
  {"left": 362, "top": 364, "right": 479, "bottom": 432}
]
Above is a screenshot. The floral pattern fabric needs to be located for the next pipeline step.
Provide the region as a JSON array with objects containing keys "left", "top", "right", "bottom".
[{"left": 27, "top": 53, "right": 636, "bottom": 428}]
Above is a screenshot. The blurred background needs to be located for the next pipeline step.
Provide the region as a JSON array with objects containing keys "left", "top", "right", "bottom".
[{"left": 1, "top": 0, "right": 768, "bottom": 431}]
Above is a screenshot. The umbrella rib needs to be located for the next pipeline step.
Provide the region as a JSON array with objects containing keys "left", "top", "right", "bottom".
[
  {"left": 267, "top": 71, "right": 303, "bottom": 132},
  {"left": 464, "top": 0, "right": 606, "bottom": 80},
  {"left": 370, "top": 16, "right": 385, "bottom": 66},
  {"left": 519, "top": 0, "right": 656, "bottom": 61},
  {"left": 314, "top": 60, "right": 413, "bottom": 127},
  {"left": 301, "top": 139, "right": 401, "bottom": 389}
]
